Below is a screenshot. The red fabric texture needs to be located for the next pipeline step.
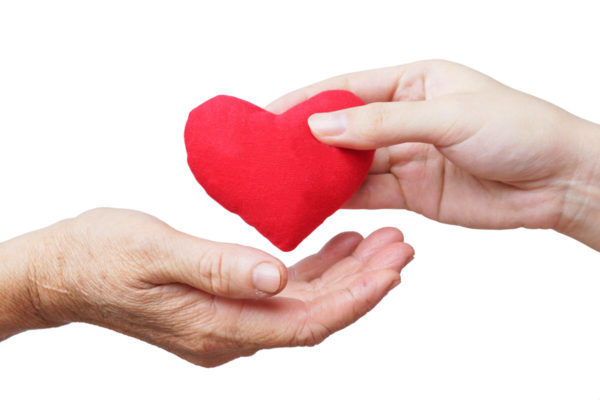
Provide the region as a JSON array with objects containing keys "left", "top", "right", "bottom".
[{"left": 184, "top": 90, "right": 374, "bottom": 251}]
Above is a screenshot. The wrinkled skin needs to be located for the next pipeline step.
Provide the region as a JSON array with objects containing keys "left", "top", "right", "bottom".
[{"left": 0, "top": 208, "right": 413, "bottom": 367}]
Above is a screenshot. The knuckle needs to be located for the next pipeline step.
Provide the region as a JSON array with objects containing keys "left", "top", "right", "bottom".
[
  {"left": 371, "top": 105, "right": 387, "bottom": 131},
  {"left": 427, "top": 58, "right": 452, "bottom": 67},
  {"left": 75, "top": 207, "right": 112, "bottom": 220},
  {"left": 199, "top": 248, "right": 229, "bottom": 294},
  {"left": 360, "top": 103, "right": 389, "bottom": 145},
  {"left": 339, "top": 74, "right": 352, "bottom": 91},
  {"left": 421, "top": 58, "right": 456, "bottom": 71}
]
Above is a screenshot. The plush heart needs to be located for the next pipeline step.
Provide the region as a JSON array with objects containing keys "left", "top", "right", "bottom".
[{"left": 184, "top": 90, "right": 374, "bottom": 251}]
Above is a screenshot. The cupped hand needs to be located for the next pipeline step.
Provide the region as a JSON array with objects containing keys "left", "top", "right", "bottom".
[
  {"left": 267, "top": 60, "right": 600, "bottom": 240},
  {"left": 13, "top": 208, "right": 413, "bottom": 367}
]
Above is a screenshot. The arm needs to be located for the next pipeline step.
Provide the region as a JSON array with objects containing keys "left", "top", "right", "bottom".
[
  {"left": 556, "top": 119, "right": 600, "bottom": 250},
  {"left": 0, "top": 223, "right": 65, "bottom": 341},
  {"left": 268, "top": 60, "right": 600, "bottom": 251},
  {"left": 0, "top": 208, "right": 413, "bottom": 366}
]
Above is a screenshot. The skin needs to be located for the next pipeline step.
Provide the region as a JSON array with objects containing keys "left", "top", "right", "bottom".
[
  {"left": 0, "top": 208, "right": 414, "bottom": 367},
  {"left": 3, "top": 59, "right": 597, "bottom": 368},
  {"left": 267, "top": 60, "right": 600, "bottom": 251}
]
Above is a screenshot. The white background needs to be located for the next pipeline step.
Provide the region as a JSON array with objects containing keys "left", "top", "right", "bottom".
[{"left": 1, "top": 1, "right": 599, "bottom": 399}]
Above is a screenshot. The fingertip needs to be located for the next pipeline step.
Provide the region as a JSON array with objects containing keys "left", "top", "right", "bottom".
[
  {"left": 366, "top": 241, "right": 415, "bottom": 273},
  {"left": 222, "top": 243, "right": 288, "bottom": 298},
  {"left": 308, "top": 111, "right": 347, "bottom": 139},
  {"left": 353, "top": 227, "right": 405, "bottom": 261},
  {"left": 320, "top": 231, "right": 363, "bottom": 254},
  {"left": 372, "top": 227, "right": 405, "bottom": 242},
  {"left": 404, "top": 242, "right": 416, "bottom": 259},
  {"left": 252, "top": 260, "right": 287, "bottom": 296},
  {"left": 264, "top": 90, "right": 306, "bottom": 114},
  {"left": 264, "top": 102, "right": 285, "bottom": 115}
]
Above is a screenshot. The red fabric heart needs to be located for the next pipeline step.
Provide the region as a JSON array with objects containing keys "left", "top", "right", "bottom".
[{"left": 184, "top": 90, "right": 374, "bottom": 251}]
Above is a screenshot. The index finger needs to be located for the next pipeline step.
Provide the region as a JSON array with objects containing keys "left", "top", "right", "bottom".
[
  {"left": 265, "top": 65, "right": 404, "bottom": 114},
  {"left": 265, "top": 59, "right": 495, "bottom": 114}
]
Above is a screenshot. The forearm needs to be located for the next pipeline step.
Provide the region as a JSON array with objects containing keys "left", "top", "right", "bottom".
[
  {"left": 0, "top": 251, "right": 34, "bottom": 341},
  {"left": 557, "top": 118, "right": 600, "bottom": 251},
  {"left": 0, "top": 224, "right": 68, "bottom": 341}
]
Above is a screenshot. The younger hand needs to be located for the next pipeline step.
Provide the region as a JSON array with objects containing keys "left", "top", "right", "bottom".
[{"left": 268, "top": 60, "right": 600, "bottom": 249}]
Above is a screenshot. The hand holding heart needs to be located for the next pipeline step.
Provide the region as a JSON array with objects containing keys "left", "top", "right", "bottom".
[{"left": 267, "top": 60, "right": 600, "bottom": 251}]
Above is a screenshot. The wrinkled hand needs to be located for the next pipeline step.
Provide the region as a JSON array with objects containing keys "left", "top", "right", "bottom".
[
  {"left": 267, "top": 60, "right": 600, "bottom": 250},
  {"left": 1, "top": 208, "right": 413, "bottom": 367}
]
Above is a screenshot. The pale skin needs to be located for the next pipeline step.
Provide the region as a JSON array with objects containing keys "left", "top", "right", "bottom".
[
  {"left": 2, "top": 59, "right": 599, "bottom": 368},
  {"left": 0, "top": 208, "right": 413, "bottom": 367},
  {"left": 268, "top": 59, "right": 600, "bottom": 251}
]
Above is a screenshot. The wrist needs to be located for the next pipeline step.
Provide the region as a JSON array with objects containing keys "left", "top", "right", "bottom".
[
  {"left": 556, "top": 118, "right": 600, "bottom": 251},
  {"left": 0, "top": 220, "right": 74, "bottom": 340}
]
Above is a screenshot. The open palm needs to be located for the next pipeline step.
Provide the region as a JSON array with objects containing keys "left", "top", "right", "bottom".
[{"left": 119, "top": 228, "right": 413, "bottom": 367}]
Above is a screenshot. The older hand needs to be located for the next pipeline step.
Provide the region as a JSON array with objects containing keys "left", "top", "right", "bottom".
[
  {"left": 268, "top": 60, "right": 600, "bottom": 251},
  {"left": 0, "top": 208, "right": 413, "bottom": 366}
]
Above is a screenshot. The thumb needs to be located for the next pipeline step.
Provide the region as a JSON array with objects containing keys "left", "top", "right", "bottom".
[
  {"left": 145, "top": 235, "right": 287, "bottom": 299},
  {"left": 307, "top": 98, "right": 469, "bottom": 150}
]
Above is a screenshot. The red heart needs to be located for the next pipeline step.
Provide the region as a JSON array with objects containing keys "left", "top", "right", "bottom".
[{"left": 184, "top": 90, "right": 374, "bottom": 251}]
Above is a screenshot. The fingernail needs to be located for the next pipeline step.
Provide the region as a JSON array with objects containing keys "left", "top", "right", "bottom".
[
  {"left": 253, "top": 263, "right": 282, "bottom": 294},
  {"left": 308, "top": 112, "right": 346, "bottom": 136}
]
